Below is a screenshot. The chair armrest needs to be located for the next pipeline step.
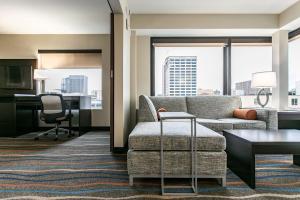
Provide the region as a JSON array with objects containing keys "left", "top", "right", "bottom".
[{"left": 253, "top": 108, "right": 278, "bottom": 130}]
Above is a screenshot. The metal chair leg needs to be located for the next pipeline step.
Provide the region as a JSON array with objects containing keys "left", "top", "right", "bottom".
[
  {"left": 34, "top": 127, "right": 56, "bottom": 140},
  {"left": 129, "top": 176, "right": 134, "bottom": 186},
  {"left": 34, "top": 121, "right": 75, "bottom": 141},
  {"left": 54, "top": 125, "right": 59, "bottom": 141}
]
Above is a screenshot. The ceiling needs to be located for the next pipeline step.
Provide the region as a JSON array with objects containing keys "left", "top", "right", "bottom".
[
  {"left": 128, "top": 0, "right": 299, "bottom": 14},
  {"left": 0, "top": 0, "right": 111, "bottom": 34}
]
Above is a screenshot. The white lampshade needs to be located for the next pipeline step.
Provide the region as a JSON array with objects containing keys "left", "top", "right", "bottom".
[
  {"left": 251, "top": 71, "right": 277, "bottom": 88},
  {"left": 34, "top": 69, "right": 47, "bottom": 80}
]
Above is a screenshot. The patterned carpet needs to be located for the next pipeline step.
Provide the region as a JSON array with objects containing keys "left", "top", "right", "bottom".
[{"left": 0, "top": 131, "right": 300, "bottom": 199}]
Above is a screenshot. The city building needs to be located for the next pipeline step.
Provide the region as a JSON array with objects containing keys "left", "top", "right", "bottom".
[
  {"left": 163, "top": 56, "right": 197, "bottom": 96},
  {"left": 61, "top": 75, "right": 88, "bottom": 95},
  {"left": 233, "top": 80, "right": 270, "bottom": 96},
  {"left": 197, "top": 88, "right": 221, "bottom": 95}
]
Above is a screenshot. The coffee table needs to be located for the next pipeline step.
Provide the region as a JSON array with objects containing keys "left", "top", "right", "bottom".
[{"left": 223, "top": 129, "right": 300, "bottom": 189}]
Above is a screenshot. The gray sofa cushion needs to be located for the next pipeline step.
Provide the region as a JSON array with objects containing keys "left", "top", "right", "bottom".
[
  {"left": 138, "top": 95, "right": 158, "bottom": 122},
  {"left": 186, "top": 96, "right": 242, "bottom": 119},
  {"left": 149, "top": 96, "right": 187, "bottom": 112},
  {"left": 219, "top": 118, "right": 266, "bottom": 129},
  {"left": 128, "top": 150, "right": 227, "bottom": 177},
  {"left": 196, "top": 118, "right": 233, "bottom": 132},
  {"left": 129, "top": 122, "right": 226, "bottom": 151}
]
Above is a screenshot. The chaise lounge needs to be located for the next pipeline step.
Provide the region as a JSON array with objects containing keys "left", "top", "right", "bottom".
[{"left": 127, "top": 95, "right": 278, "bottom": 186}]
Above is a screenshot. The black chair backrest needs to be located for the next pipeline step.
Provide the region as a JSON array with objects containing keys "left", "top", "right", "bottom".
[{"left": 39, "top": 94, "right": 66, "bottom": 123}]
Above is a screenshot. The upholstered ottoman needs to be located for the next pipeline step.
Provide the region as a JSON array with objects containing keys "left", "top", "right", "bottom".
[{"left": 127, "top": 122, "right": 227, "bottom": 186}]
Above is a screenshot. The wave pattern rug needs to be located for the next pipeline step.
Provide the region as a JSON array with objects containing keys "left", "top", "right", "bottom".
[{"left": 0, "top": 132, "right": 300, "bottom": 199}]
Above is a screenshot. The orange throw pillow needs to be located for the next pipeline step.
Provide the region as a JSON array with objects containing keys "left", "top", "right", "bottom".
[
  {"left": 157, "top": 108, "right": 167, "bottom": 120},
  {"left": 233, "top": 109, "right": 257, "bottom": 120}
]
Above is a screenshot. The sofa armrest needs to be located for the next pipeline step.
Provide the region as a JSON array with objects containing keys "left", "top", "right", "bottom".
[
  {"left": 253, "top": 108, "right": 278, "bottom": 130},
  {"left": 138, "top": 95, "right": 157, "bottom": 122}
]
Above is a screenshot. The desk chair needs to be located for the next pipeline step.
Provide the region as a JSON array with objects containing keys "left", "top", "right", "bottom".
[{"left": 34, "top": 94, "right": 74, "bottom": 141}]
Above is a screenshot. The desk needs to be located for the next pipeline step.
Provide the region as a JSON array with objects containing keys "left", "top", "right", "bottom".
[{"left": 0, "top": 95, "right": 91, "bottom": 137}]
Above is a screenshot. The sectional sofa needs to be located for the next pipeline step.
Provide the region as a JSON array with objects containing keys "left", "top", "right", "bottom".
[{"left": 127, "top": 95, "right": 278, "bottom": 186}]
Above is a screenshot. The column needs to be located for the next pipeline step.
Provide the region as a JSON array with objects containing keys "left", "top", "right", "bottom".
[{"left": 272, "top": 30, "right": 289, "bottom": 110}]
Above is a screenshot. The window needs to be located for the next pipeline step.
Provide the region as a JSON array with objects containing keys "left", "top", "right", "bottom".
[
  {"left": 38, "top": 50, "right": 102, "bottom": 109},
  {"left": 154, "top": 45, "right": 223, "bottom": 96},
  {"left": 288, "top": 37, "right": 300, "bottom": 109},
  {"left": 231, "top": 44, "right": 272, "bottom": 107},
  {"left": 36, "top": 69, "right": 102, "bottom": 109}
]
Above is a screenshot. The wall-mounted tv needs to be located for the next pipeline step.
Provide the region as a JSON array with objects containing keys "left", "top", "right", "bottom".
[{"left": 0, "top": 64, "right": 33, "bottom": 90}]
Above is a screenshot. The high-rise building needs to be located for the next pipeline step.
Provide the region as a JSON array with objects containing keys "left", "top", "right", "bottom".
[
  {"left": 61, "top": 75, "right": 88, "bottom": 95},
  {"left": 234, "top": 80, "right": 270, "bottom": 96},
  {"left": 163, "top": 56, "right": 197, "bottom": 96}
]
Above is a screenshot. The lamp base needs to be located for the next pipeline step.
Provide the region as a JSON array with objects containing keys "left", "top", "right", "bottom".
[
  {"left": 257, "top": 88, "right": 269, "bottom": 108},
  {"left": 36, "top": 80, "right": 46, "bottom": 95}
]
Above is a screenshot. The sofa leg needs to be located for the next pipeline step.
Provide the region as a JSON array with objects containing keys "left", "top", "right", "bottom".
[
  {"left": 217, "top": 177, "right": 226, "bottom": 187},
  {"left": 221, "top": 177, "right": 226, "bottom": 187},
  {"left": 129, "top": 175, "right": 133, "bottom": 186}
]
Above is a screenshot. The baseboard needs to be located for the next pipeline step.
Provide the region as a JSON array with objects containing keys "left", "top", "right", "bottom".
[
  {"left": 112, "top": 147, "right": 128, "bottom": 153},
  {"left": 91, "top": 126, "right": 110, "bottom": 131}
]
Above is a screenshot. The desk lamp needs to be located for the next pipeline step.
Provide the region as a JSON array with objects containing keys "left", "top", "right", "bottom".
[{"left": 34, "top": 69, "right": 48, "bottom": 94}]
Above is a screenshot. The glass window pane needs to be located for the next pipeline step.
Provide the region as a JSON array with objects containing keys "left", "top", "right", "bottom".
[
  {"left": 231, "top": 45, "right": 272, "bottom": 107},
  {"left": 288, "top": 37, "right": 300, "bottom": 109},
  {"left": 155, "top": 46, "right": 223, "bottom": 96},
  {"left": 37, "top": 69, "right": 102, "bottom": 109}
]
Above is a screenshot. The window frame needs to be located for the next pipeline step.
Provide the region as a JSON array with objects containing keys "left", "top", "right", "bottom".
[{"left": 150, "top": 37, "right": 272, "bottom": 96}]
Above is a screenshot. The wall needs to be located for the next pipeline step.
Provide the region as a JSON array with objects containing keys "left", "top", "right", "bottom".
[
  {"left": 280, "top": 1, "right": 300, "bottom": 28},
  {"left": 272, "top": 31, "right": 289, "bottom": 110},
  {"left": 131, "top": 14, "right": 278, "bottom": 30},
  {"left": 136, "top": 36, "right": 151, "bottom": 107},
  {"left": 0, "top": 34, "right": 110, "bottom": 127},
  {"left": 130, "top": 31, "right": 137, "bottom": 130},
  {"left": 114, "top": 14, "right": 131, "bottom": 147}
]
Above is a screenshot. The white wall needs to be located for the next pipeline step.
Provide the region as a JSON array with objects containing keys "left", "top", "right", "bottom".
[
  {"left": 0, "top": 34, "right": 110, "bottom": 127},
  {"left": 280, "top": 1, "right": 300, "bottom": 29},
  {"left": 272, "top": 31, "right": 289, "bottom": 110}
]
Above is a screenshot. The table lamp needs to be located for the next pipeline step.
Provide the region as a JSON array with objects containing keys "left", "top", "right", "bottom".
[
  {"left": 251, "top": 71, "right": 276, "bottom": 108},
  {"left": 34, "top": 69, "right": 47, "bottom": 94}
]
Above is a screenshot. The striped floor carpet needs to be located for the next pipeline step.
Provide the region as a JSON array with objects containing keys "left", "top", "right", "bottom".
[{"left": 0, "top": 131, "right": 300, "bottom": 199}]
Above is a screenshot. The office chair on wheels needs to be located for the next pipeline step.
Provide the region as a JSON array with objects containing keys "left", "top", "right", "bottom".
[{"left": 34, "top": 94, "right": 74, "bottom": 141}]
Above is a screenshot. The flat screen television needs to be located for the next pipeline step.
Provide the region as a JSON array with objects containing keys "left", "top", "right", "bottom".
[{"left": 0, "top": 65, "right": 33, "bottom": 89}]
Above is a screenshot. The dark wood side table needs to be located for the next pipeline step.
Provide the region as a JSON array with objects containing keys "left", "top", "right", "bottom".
[
  {"left": 278, "top": 111, "right": 300, "bottom": 129},
  {"left": 223, "top": 129, "right": 300, "bottom": 189}
]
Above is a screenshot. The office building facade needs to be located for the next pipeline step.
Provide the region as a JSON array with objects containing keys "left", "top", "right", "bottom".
[
  {"left": 234, "top": 80, "right": 270, "bottom": 96},
  {"left": 61, "top": 75, "right": 88, "bottom": 95},
  {"left": 163, "top": 56, "right": 197, "bottom": 96}
]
